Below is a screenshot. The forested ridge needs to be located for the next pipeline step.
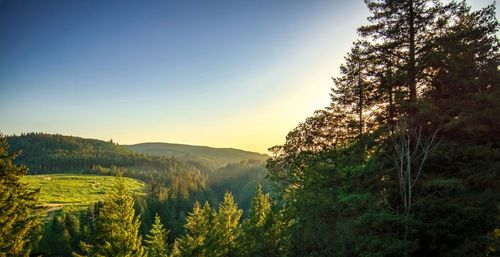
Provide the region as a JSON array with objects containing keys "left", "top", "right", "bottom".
[{"left": 0, "top": 0, "right": 499, "bottom": 256}]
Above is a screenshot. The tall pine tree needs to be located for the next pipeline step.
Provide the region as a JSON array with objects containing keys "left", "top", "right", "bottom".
[
  {"left": 144, "top": 213, "right": 170, "bottom": 257},
  {"left": 172, "top": 201, "right": 214, "bottom": 257},
  {"left": 213, "top": 192, "right": 242, "bottom": 257},
  {"left": 0, "top": 134, "right": 41, "bottom": 257},
  {"left": 359, "top": 0, "right": 450, "bottom": 119},
  {"left": 240, "top": 184, "right": 273, "bottom": 257}
]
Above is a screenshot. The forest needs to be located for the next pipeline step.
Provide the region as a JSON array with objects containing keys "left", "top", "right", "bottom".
[{"left": 0, "top": 0, "right": 499, "bottom": 256}]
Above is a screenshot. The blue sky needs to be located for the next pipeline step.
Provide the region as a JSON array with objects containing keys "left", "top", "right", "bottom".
[{"left": 0, "top": 0, "right": 496, "bottom": 153}]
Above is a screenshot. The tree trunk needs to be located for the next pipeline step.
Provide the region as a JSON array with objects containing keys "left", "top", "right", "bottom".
[
  {"left": 358, "top": 63, "right": 364, "bottom": 138},
  {"left": 358, "top": 63, "right": 365, "bottom": 161},
  {"left": 408, "top": 0, "right": 417, "bottom": 121}
]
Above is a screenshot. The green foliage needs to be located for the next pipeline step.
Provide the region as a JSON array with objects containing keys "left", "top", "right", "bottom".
[
  {"left": 7, "top": 133, "right": 207, "bottom": 201},
  {"left": 8, "top": 133, "right": 270, "bottom": 241},
  {"left": 9, "top": 133, "right": 270, "bottom": 236},
  {"left": 75, "top": 175, "right": 145, "bottom": 257},
  {"left": 7, "top": 133, "right": 135, "bottom": 173},
  {"left": 212, "top": 192, "right": 243, "bottom": 257},
  {"left": 411, "top": 142, "right": 500, "bottom": 256},
  {"left": 9, "top": 133, "right": 213, "bottom": 242},
  {"left": 35, "top": 211, "right": 78, "bottom": 256},
  {"left": 270, "top": 146, "right": 410, "bottom": 257},
  {"left": 173, "top": 193, "right": 245, "bottom": 257},
  {"left": 145, "top": 213, "right": 170, "bottom": 257},
  {"left": 141, "top": 160, "right": 270, "bottom": 241},
  {"left": 243, "top": 184, "right": 271, "bottom": 232},
  {"left": 0, "top": 134, "right": 41, "bottom": 257},
  {"left": 267, "top": 1, "right": 500, "bottom": 256},
  {"left": 172, "top": 201, "right": 214, "bottom": 257},
  {"left": 239, "top": 184, "right": 277, "bottom": 257},
  {"left": 207, "top": 160, "right": 269, "bottom": 211}
]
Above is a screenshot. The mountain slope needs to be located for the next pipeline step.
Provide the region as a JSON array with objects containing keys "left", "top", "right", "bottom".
[{"left": 124, "top": 142, "right": 268, "bottom": 168}]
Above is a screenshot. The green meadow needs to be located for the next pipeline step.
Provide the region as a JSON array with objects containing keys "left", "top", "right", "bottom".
[{"left": 23, "top": 174, "right": 146, "bottom": 211}]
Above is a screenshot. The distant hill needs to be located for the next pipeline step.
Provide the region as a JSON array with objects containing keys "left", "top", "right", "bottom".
[{"left": 124, "top": 142, "right": 268, "bottom": 168}]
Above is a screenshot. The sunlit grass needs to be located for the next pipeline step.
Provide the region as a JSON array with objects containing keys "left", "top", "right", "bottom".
[{"left": 22, "top": 174, "right": 146, "bottom": 211}]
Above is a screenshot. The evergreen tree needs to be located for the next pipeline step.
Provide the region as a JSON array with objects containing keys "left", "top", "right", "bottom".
[
  {"left": 411, "top": 3, "right": 500, "bottom": 255},
  {"left": 0, "top": 134, "right": 41, "bottom": 257},
  {"left": 333, "top": 41, "right": 380, "bottom": 139},
  {"left": 144, "top": 213, "right": 170, "bottom": 257},
  {"left": 239, "top": 184, "right": 281, "bottom": 257},
  {"left": 172, "top": 201, "right": 214, "bottom": 257},
  {"left": 75, "top": 174, "right": 144, "bottom": 257},
  {"left": 421, "top": 2, "right": 499, "bottom": 140},
  {"left": 213, "top": 192, "right": 242, "bottom": 257},
  {"left": 359, "top": 0, "right": 450, "bottom": 119},
  {"left": 36, "top": 213, "right": 73, "bottom": 256}
]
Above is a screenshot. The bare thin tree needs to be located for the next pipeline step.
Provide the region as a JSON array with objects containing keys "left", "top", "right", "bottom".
[{"left": 391, "top": 121, "right": 439, "bottom": 256}]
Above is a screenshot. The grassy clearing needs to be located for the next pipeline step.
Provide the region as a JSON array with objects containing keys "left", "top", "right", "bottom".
[{"left": 23, "top": 174, "right": 146, "bottom": 211}]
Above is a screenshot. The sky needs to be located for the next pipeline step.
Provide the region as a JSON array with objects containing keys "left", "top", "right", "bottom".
[{"left": 0, "top": 0, "right": 497, "bottom": 153}]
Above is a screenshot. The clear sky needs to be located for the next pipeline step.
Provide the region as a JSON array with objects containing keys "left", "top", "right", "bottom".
[{"left": 0, "top": 0, "right": 496, "bottom": 153}]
